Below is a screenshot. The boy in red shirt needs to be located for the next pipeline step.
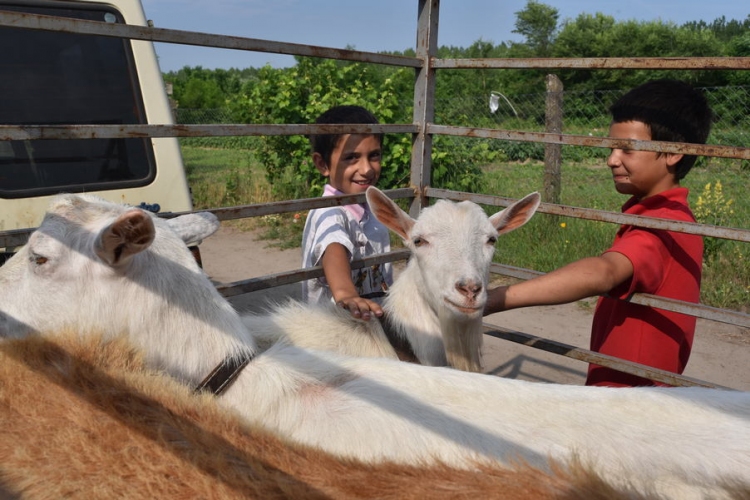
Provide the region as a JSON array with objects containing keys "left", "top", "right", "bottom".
[{"left": 484, "top": 79, "right": 714, "bottom": 386}]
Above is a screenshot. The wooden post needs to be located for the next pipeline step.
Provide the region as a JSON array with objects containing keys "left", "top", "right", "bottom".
[
  {"left": 544, "top": 74, "right": 563, "bottom": 205},
  {"left": 409, "top": 0, "right": 439, "bottom": 217}
]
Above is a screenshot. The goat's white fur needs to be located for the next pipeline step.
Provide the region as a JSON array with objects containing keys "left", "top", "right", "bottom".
[
  {"left": 0, "top": 193, "right": 748, "bottom": 500},
  {"left": 243, "top": 187, "right": 541, "bottom": 371}
]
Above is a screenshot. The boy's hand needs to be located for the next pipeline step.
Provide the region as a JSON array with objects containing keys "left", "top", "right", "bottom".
[{"left": 336, "top": 294, "right": 384, "bottom": 321}]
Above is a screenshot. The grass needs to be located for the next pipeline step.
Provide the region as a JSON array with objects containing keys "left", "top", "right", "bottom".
[
  {"left": 182, "top": 144, "right": 750, "bottom": 311},
  {"left": 182, "top": 144, "right": 305, "bottom": 244},
  {"left": 183, "top": 147, "right": 272, "bottom": 209}
]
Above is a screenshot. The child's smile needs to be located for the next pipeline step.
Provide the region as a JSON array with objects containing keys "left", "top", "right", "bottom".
[{"left": 320, "top": 134, "right": 382, "bottom": 195}]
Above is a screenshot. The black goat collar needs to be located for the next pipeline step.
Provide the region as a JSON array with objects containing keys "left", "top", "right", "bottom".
[{"left": 194, "top": 351, "right": 254, "bottom": 396}]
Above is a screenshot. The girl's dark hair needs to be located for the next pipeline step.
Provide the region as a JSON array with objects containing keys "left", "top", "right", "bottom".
[
  {"left": 610, "top": 79, "right": 714, "bottom": 180},
  {"left": 309, "top": 105, "right": 382, "bottom": 166}
]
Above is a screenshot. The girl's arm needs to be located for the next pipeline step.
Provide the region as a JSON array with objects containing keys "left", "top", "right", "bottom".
[{"left": 321, "top": 243, "right": 384, "bottom": 321}]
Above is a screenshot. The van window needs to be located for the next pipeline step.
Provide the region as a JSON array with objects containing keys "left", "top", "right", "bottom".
[{"left": 0, "top": 1, "right": 155, "bottom": 199}]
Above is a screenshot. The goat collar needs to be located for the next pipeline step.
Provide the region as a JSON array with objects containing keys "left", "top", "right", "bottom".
[{"left": 194, "top": 351, "right": 254, "bottom": 396}]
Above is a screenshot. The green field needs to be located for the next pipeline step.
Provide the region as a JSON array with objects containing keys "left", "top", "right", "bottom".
[{"left": 182, "top": 145, "right": 750, "bottom": 311}]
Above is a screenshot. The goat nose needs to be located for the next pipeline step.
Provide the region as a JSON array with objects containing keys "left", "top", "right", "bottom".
[{"left": 456, "top": 281, "right": 482, "bottom": 300}]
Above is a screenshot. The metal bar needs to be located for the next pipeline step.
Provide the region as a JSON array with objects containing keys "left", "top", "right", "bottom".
[
  {"left": 482, "top": 326, "right": 731, "bottom": 389},
  {"left": 0, "top": 124, "right": 418, "bottom": 141},
  {"left": 5, "top": 11, "right": 748, "bottom": 72},
  {"left": 2, "top": 122, "right": 744, "bottom": 162},
  {"left": 543, "top": 75, "right": 563, "bottom": 205},
  {"left": 0, "top": 189, "right": 416, "bottom": 247},
  {"left": 203, "top": 188, "right": 415, "bottom": 221},
  {"left": 216, "top": 250, "right": 410, "bottom": 298},
  {"left": 433, "top": 57, "right": 750, "bottom": 70},
  {"left": 427, "top": 188, "right": 750, "bottom": 242},
  {"left": 0, "top": 130, "right": 742, "bottom": 176},
  {"left": 0, "top": 10, "right": 422, "bottom": 68},
  {"left": 627, "top": 294, "right": 750, "bottom": 328},
  {"left": 0, "top": 228, "right": 34, "bottom": 250},
  {"left": 409, "top": 0, "right": 440, "bottom": 217},
  {"left": 427, "top": 124, "right": 750, "bottom": 161}
]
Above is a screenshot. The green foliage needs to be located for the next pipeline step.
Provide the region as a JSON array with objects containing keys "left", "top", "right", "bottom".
[
  {"left": 179, "top": 78, "right": 225, "bottom": 108},
  {"left": 553, "top": 15, "right": 726, "bottom": 89},
  {"left": 501, "top": 140, "right": 545, "bottom": 162},
  {"left": 513, "top": 1, "right": 560, "bottom": 56},
  {"left": 693, "top": 180, "right": 735, "bottom": 261},
  {"left": 227, "top": 58, "right": 410, "bottom": 197},
  {"left": 682, "top": 15, "right": 750, "bottom": 42},
  {"left": 179, "top": 136, "right": 260, "bottom": 149},
  {"left": 181, "top": 146, "right": 270, "bottom": 210},
  {"left": 164, "top": 66, "right": 254, "bottom": 108},
  {"left": 227, "top": 57, "right": 484, "bottom": 196},
  {"left": 726, "top": 33, "right": 750, "bottom": 85},
  {"left": 700, "top": 242, "right": 750, "bottom": 311}
]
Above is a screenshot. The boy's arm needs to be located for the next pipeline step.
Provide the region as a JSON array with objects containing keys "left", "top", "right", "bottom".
[
  {"left": 484, "top": 252, "right": 633, "bottom": 315},
  {"left": 321, "top": 243, "right": 384, "bottom": 321}
]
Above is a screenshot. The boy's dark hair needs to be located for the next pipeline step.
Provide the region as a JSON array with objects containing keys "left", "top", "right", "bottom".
[
  {"left": 609, "top": 79, "right": 714, "bottom": 180},
  {"left": 310, "top": 105, "right": 382, "bottom": 166}
]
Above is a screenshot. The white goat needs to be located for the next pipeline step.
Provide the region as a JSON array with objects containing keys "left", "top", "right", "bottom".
[
  {"left": 242, "top": 186, "right": 541, "bottom": 372},
  {"left": 1, "top": 193, "right": 748, "bottom": 500}
]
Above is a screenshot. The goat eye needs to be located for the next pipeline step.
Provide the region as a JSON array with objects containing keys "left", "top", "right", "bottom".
[
  {"left": 487, "top": 236, "right": 497, "bottom": 245},
  {"left": 413, "top": 237, "right": 427, "bottom": 247},
  {"left": 31, "top": 254, "right": 48, "bottom": 265}
]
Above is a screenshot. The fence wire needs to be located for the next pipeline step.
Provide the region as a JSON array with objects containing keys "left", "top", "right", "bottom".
[
  {"left": 176, "top": 85, "right": 750, "bottom": 158},
  {"left": 432, "top": 85, "right": 750, "bottom": 150}
]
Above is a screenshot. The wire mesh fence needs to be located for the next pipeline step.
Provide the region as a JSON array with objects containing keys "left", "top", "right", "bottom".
[
  {"left": 174, "top": 107, "right": 236, "bottom": 124},
  {"left": 174, "top": 84, "right": 750, "bottom": 161},
  {"left": 432, "top": 85, "right": 750, "bottom": 149}
]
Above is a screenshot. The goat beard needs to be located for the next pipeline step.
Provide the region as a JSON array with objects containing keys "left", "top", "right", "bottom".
[{"left": 437, "top": 309, "right": 484, "bottom": 373}]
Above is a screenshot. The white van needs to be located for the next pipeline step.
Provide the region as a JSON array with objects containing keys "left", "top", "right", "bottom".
[{"left": 0, "top": 0, "right": 192, "bottom": 237}]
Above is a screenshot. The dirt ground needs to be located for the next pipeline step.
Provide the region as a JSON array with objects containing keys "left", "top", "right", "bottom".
[{"left": 200, "top": 225, "right": 750, "bottom": 391}]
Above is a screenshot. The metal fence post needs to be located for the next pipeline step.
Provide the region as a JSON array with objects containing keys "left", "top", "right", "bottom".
[
  {"left": 409, "top": 0, "right": 439, "bottom": 217},
  {"left": 544, "top": 74, "right": 563, "bottom": 205}
]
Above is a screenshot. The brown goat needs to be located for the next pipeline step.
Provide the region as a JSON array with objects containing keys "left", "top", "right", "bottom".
[{"left": 0, "top": 331, "right": 651, "bottom": 500}]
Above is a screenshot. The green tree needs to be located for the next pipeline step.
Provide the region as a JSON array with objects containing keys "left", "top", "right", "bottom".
[
  {"left": 512, "top": 1, "right": 559, "bottom": 56},
  {"left": 229, "top": 58, "right": 413, "bottom": 198},
  {"left": 727, "top": 32, "right": 750, "bottom": 84},
  {"left": 164, "top": 66, "right": 249, "bottom": 109},
  {"left": 178, "top": 78, "right": 225, "bottom": 108},
  {"left": 552, "top": 14, "right": 725, "bottom": 89},
  {"left": 683, "top": 15, "right": 750, "bottom": 42}
]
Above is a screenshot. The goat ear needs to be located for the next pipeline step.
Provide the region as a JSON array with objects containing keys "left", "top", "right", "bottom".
[
  {"left": 95, "top": 209, "right": 155, "bottom": 266},
  {"left": 366, "top": 186, "right": 415, "bottom": 239},
  {"left": 489, "top": 192, "right": 541, "bottom": 235},
  {"left": 166, "top": 212, "right": 220, "bottom": 247}
]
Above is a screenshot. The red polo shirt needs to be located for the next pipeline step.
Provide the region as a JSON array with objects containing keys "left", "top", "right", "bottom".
[{"left": 587, "top": 187, "right": 703, "bottom": 387}]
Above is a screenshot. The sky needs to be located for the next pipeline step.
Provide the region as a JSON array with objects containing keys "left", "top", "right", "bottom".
[{"left": 141, "top": 0, "right": 750, "bottom": 73}]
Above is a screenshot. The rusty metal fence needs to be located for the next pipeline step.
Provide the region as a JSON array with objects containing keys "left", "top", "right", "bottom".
[{"left": 1, "top": 1, "right": 750, "bottom": 388}]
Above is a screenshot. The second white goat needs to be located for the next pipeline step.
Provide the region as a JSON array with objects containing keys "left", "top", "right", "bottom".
[{"left": 241, "top": 186, "right": 541, "bottom": 371}]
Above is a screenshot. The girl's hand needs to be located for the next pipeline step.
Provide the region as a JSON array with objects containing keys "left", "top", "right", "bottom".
[{"left": 336, "top": 295, "right": 384, "bottom": 321}]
